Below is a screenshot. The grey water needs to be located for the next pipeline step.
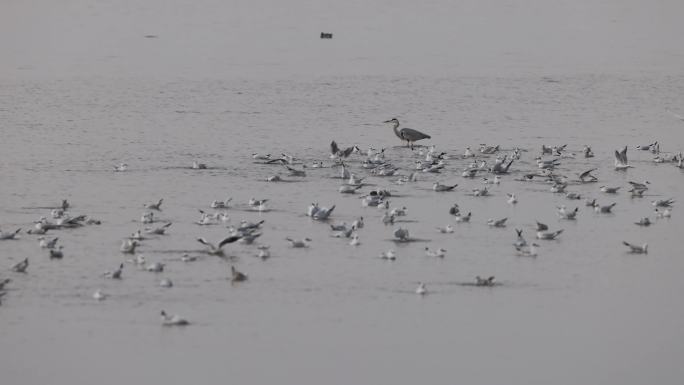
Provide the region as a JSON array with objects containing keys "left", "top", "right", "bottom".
[{"left": 1, "top": 1, "right": 684, "bottom": 384}]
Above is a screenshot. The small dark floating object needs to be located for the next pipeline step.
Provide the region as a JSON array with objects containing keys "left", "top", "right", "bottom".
[
  {"left": 320, "top": 32, "right": 333, "bottom": 39},
  {"left": 144, "top": 35, "right": 158, "bottom": 39}
]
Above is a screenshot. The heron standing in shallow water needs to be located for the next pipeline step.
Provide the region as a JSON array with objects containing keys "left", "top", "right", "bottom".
[{"left": 384, "top": 118, "right": 431, "bottom": 149}]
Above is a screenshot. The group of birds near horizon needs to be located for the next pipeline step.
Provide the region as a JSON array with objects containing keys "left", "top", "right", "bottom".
[{"left": 1, "top": 118, "right": 682, "bottom": 326}]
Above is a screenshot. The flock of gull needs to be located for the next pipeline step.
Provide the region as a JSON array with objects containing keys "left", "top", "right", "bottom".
[{"left": 1, "top": 118, "right": 682, "bottom": 325}]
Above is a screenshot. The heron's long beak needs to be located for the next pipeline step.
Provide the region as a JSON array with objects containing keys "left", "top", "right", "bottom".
[{"left": 383, "top": 119, "right": 392, "bottom": 123}]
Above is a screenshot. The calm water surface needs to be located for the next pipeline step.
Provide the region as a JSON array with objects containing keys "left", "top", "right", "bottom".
[{"left": 1, "top": 1, "right": 684, "bottom": 384}]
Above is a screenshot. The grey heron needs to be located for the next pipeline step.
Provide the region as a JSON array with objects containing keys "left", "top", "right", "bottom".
[{"left": 383, "top": 118, "right": 431, "bottom": 149}]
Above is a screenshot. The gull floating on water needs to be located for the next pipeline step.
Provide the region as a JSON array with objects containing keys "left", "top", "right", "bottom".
[
  {"left": 113, "top": 163, "right": 128, "bottom": 172},
  {"left": 557, "top": 206, "right": 579, "bottom": 220},
  {"left": 257, "top": 245, "right": 271, "bottom": 259},
  {"left": 339, "top": 185, "right": 363, "bottom": 194},
  {"left": 49, "top": 246, "right": 64, "bottom": 259},
  {"left": 487, "top": 218, "right": 507, "bottom": 227},
  {"left": 436, "top": 225, "right": 454, "bottom": 233},
  {"left": 352, "top": 217, "right": 364, "bottom": 229},
  {"left": 349, "top": 234, "right": 361, "bottom": 246},
  {"left": 433, "top": 182, "right": 457, "bottom": 192},
  {"left": 252, "top": 153, "right": 271, "bottom": 161},
  {"left": 144, "top": 198, "right": 163, "bottom": 211},
  {"left": 145, "top": 262, "right": 165, "bottom": 273},
  {"left": 380, "top": 249, "right": 396, "bottom": 260},
  {"left": 425, "top": 247, "right": 446, "bottom": 258},
  {"left": 192, "top": 160, "right": 207, "bottom": 169},
  {"left": 286, "top": 237, "right": 311, "bottom": 248},
  {"left": 455, "top": 212, "right": 471, "bottom": 223},
  {"left": 312, "top": 205, "right": 335, "bottom": 221},
  {"left": 579, "top": 168, "right": 598, "bottom": 183},
  {"left": 506, "top": 193, "right": 518, "bottom": 205},
  {"left": 654, "top": 208, "right": 672, "bottom": 218},
  {"left": 120, "top": 239, "right": 138, "bottom": 254},
  {"left": 145, "top": 222, "right": 172, "bottom": 235},
  {"left": 536, "top": 229, "right": 563, "bottom": 240},
  {"left": 231, "top": 266, "right": 248, "bottom": 283},
  {"left": 10, "top": 258, "right": 28, "bottom": 273},
  {"left": 516, "top": 243, "right": 539, "bottom": 257},
  {"left": 393, "top": 227, "right": 410, "bottom": 242},
  {"left": 0, "top": 228, "right": 21, "bottom": 240},
  {"left": 211, "top": 197, "right": 233, "bottom": 209},
  {"left": 160, "top": 310, "right": 190, "bottom": 326},
  {"left": 93, "top": 289, "right": 108, "bottom": 301},
  {"left": 622, "top": 241, "right": 648, "bottom": 254},
  {"left": 0, "top": 278, "right": 11, "bottom": 290},
  {"left": 600, "top": 186, "right": 620, "bottom": 194},
  {"left": 635, "top": 217, "right": 651, "bottom": 226},
  {"left": 652, "top": 199, "right": 674, "bottom": 207},
  {"left": 472, "top": 187, "right": 489, "bottom": 197},
  {"left": 415, "top": 282, "right": 428, "bottom": 295},
  {"left": 103, "top": 263, "right": 123, "bottom": 279},
  {"left": 38, "top": 236, "right": 59, "bottom": 249},
  {"left": 141, "top": 212, "right": 154, "bottom": 224},
  {"left": 475, "top": 276, "right": 496, "bottom": 287},
  {"left": 594, "top": 202, "right": 616, "bottom": 213}
]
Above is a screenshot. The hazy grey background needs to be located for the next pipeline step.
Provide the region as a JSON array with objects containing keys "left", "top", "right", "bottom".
[{"left": 1, "top": 1, "right": 684, "bottom": 385}]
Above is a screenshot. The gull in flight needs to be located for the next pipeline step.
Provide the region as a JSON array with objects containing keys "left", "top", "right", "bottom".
[
  {"left": 579, "top": 168, "right": 598, "bottom": 183},
  {"left": 614, "top": 146, "right": 633, "bottom": 170},
  {"left": 197, "top": 235, "right": 242, "bottom": 256}
]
